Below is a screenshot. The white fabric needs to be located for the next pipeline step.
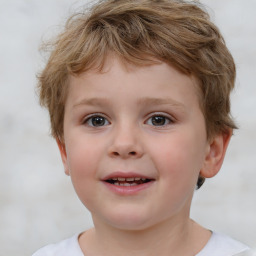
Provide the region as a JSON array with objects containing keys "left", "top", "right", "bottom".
[
  {"left": 32, "top": 231, "right": 250, "bottom": 256},
  {"left": 32, "top": 234, "right": 83, "bottom": 256},
  {"left": 196, "top": 232, "right": 250, "bottom": 256}
]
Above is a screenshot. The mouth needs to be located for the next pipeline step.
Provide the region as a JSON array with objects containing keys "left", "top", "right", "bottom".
[
  {"left": 105, "top": 177, "right": 153, "bottom": 187},
  {"left": 102, "top": 172, "right": 155, "bottom": 195}
]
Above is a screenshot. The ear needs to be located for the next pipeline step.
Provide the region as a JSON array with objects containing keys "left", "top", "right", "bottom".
[
  {"left": 56, "top": 139, "right": 70, "bottom": 176},
  {"left": 200, "top": 129, "right": 232, "bottom": 178}
]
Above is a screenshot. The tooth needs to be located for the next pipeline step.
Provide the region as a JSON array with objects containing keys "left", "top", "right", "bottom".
[
  {"left": 141, "top": 178, "right": 146, "bottom": 181},
  {"left": 135, "top": 177, "right": 141, "bottom": 181},
  {"left": 118, "top": 177, "right": 125, "bottom": 181},
  {"left": 119, "top": 183, "right": 124, "bottom": 186},
  {"left": 131, "top": 183, "right": 137, "bottom": 186},
  {"left": 114, "top": 182, "right": 119, "bottom": 186},
  {"left": 126, "top": 178, "right": 135, "bottom": 181},
  {"left": 112, "top": 178, "right": 118, "bottom": 181},
  {"left": 123, "top": 183, "right": 130, "bottom": 186}
]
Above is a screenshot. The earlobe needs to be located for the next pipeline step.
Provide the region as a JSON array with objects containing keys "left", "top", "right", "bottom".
[
  {"left": 200, "top": 129, "right": 232, "bottom": 178},
  {"left": 56, "top": 139, "right": 70, "bottom": 176}
]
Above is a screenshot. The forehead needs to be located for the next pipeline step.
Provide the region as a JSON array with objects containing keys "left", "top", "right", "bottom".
[
  {"left": 70, "top": 55, "right": 199, "bottom": 89},
  {"left": 67, "top": 56, "right": 201, "bottom": 111}
]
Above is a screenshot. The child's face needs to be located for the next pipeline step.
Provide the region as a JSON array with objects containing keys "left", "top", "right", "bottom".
[{"left": 59, "top": 57, "right": 211, "bottom": 230}]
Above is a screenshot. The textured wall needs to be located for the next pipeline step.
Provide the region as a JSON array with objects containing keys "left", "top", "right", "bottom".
[{"left": 0, "top": 1, "right": 255, "bottom": 255}]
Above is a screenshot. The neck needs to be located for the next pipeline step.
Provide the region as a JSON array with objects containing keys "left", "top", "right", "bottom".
[{"left": 79, "top": 217, "right": 211, "bottom": 256}]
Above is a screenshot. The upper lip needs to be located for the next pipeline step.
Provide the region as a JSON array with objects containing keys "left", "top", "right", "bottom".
[{"left": 102, "top": 172, "right": 155, "bottom": 181}]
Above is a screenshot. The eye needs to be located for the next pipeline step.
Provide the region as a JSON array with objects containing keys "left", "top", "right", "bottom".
[
  {"left": 84, "top": 115, "right": 110, "bottom": 127},
  {"left": 146, "top": 115, "right": 172, "bottom": 126}
]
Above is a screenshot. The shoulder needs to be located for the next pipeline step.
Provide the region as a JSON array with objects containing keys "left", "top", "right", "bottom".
[
  {"left": 197, "top": 231, "right": 250, "bottom": 256},
  {"left": 32, "top": 234, "right": 84, "bottom": 256}
]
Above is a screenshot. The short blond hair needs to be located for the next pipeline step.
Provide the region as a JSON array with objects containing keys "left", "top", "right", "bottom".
[{"left": 38, "top": 0, "right": 237, "bottom": 187}]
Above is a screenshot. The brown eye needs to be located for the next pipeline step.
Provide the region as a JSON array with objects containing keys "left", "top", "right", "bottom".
[
  {"left": 152, "top": 116, "right": 166, "bottom": 126},
  {"left": 86, "top": 115, "right": 110, "bottom": 127},
  {"left": 146, "top": 115, "right": 172, "bottom": 126}
]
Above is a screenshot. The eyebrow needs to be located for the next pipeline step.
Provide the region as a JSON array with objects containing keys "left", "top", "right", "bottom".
[
  {"left": 73, "top": 97, "right": 185, "bottom": 109},
  {"left": 137, "top": 97, "right": 185, "bottom": 109},
  {"left": 73, "top": 98, "right": 111, "bottom": 108}
]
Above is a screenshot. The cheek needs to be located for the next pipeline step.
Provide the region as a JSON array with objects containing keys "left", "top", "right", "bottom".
[
  {"left": 65, "top": 137, "right": 100, "bottom": 183},
  {"left": 65, "top": 140, "right": 101, "bottom": 208},
  {"left": 149, "top": 134, "right": 204, "bottom": 186}
]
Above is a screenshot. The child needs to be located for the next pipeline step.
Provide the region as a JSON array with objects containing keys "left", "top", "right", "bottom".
[{"left": 33, "top": 0, "right": 251, "bottom": 255}]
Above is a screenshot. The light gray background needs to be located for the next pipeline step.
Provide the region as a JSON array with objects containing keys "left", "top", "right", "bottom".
[{"left": 0, "top": 1, "right": 255, "bottom": 255}]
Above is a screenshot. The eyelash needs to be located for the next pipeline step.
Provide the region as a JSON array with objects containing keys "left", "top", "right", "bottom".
[
  {"left": 82, "top": 113, "right": 174, "bottom": 127},
  {"left": 145, "top": 113, "right": 173, "bottom": 127},
  {"left": 83, "top": 113, "right": 110, "bottom": 127}
]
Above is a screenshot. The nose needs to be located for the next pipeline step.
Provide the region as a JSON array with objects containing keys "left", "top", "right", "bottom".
[{"left": 108, "top": 124, "right": 144, "bottom": 159}]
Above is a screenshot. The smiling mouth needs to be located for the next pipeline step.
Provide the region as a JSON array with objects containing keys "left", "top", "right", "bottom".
[{"left": 105, "top": 177, "right": 153, "bottom": 186}]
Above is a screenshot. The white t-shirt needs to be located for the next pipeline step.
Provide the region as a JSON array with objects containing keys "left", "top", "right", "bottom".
[{"left": 32, "top": 231, "right": 250, "bottom": 256}]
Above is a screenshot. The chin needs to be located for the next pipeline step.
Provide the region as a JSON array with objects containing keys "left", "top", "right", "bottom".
[
  {"left": 98, "top": 207, "right": 157, "bottom": 231},
  {"left": 109, "top": 220, "right": 154, "bottom": 232}
]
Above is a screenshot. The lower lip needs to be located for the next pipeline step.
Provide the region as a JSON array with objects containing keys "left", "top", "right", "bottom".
[{"left": 102, "top": 181, "right": 155, "bottom": 195}]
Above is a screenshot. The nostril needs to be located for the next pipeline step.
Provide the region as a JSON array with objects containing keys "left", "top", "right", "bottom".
[{"left": 109, "top": 149, "right": 142, "bottom": 158}]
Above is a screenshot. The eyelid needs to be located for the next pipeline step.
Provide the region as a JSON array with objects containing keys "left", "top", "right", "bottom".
[
  {"left": 82, "top": 113, "right": 110, "bottom": 125},
  {"left": 146, "top": 112, "right": 174, "bottom": 120},
  {"left": 145, "top": 112, "right": 175, "bottom": 125}
]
